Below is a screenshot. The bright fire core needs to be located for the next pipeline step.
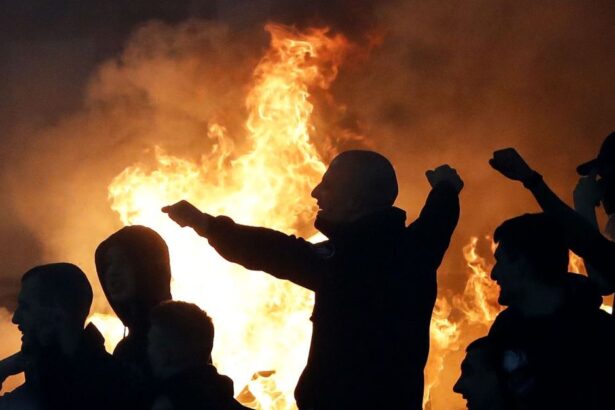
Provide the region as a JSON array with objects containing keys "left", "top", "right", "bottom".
[
  {"left": 87, "top": 24, "right": 582, "bottom": 410},
  {"left": 95, "top": 24, "right": 346, "bottom": 410}
]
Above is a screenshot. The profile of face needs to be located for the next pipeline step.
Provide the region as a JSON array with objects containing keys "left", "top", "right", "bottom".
[
  {"left": 491, "top": 243, "right": 531, "bottom": 307},
  {"left": 311, "top": 159, "right": 361, "bottom": 225},
  {"left": 454, "top": 348, "right": 506, "bottom": 410},
  {"left": 148, "top": 323, "right": 186, "bottom": 380},
  {"left": 101, "top": 246, "right": 137, "bottom": 304},
  {"left": 12, "top": 278, "right": 58, "bottom": 353}
]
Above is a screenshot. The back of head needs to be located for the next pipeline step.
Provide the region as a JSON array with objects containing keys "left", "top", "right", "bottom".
[
  {"left": 331, "top": 150, "right": 398, "bottom": 208},
  {"left": 150, "top": 301, "right": 214, "bottom": 364},
  {"left": 22, "top": 263, "right": 93, "bottom": 325},
  {"left": 494, "top": 213, "right": 568, "bottom": 282},
  {"left": 95, "top": 225, "right": 172, "bottom": 318}
]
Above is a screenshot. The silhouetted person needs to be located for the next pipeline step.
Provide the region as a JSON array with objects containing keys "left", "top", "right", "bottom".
[
  {"left": 454, "top": 337, "right": 519, "bottom": 410},
  {"left": 490, "top": 147, "right": 615, "bottom": 295},
  {"left": 0, "top": 263, "right": 127, "bottom": 410},
  {"left": 95, "top": 225, "right": 172, "bottom": 379},
  {"left": 163, "top": 150, "right": 463, "bottom": 409},
  {"left": 575, "top": 131, "right": 615, "bottom": 236},
  {"left": 148, "top": 301, "right": 249, "bottom": 410},
  {"left": 487, "top": 214, "right": 615, "bottom": 409},
  {"left": 574, "top": 132, "right": 615, "bottom": 293}
]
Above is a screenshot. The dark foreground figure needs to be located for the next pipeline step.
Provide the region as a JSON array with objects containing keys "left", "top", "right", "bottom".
[
  {"left": 95, "top": 225, "right": 173, "bottom": 408},
  {"left": 454, "top": 337, "right": 514, "bottom": 410},
  {"left": 163, "top": 150, "right": 463, "bottom": 409},
  {"left": 95, "top": 226, "right": 173, "bottom": 377},
  {"left": 0, "top": 263, "right": 127, "bottom": 410},
  {"left": 484, "top": 214, "right": 614, "bottom": 410},
  {"left": 489, "top": 147, "right": 615, "bottom": 294},
  {"left": 147, "top": 301, "right": 249, "bottom": 410}
]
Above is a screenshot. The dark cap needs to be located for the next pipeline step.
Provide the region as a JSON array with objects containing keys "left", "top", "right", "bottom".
[{"left": 577, "top": 131, "right": 615, "bottom": 176}]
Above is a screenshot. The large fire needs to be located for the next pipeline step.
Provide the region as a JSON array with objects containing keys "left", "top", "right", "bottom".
[
  {"left": 85, "top": 22, "right": 510, "bottom": 410},
  {"left": 92, "top": 23, "right": 346, "bottom": 409},
  {"left": 83, "top": 22, "right": 612, "bottom": 410}
]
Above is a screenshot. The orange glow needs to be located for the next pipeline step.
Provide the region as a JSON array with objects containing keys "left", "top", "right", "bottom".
[
  {"left": 423, "top": 236, "right": 503, "bottom": 406},
  {"left": 93, "top": 23, "right": 510, "bottom": 409},
  {"left": 454, "top": 236, "right": 502, "bottom": 324},
  {"left": 100, "top": 24, "right": 347, "bottom": 409}
]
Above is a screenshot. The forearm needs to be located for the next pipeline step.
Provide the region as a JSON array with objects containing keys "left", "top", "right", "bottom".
[
  {"left": 411, "top": 183, "right": 460, "bottom": 265},
  {"left": 525, "top": 174, "right": 593, "bottom": 241},
  {"left": 420, "top": 182, "right": 461, "bottom": 237},
  {"left": 201, "top": 215, "right": 322, "bottom": 290},
  {"left": 526, "top": 176, "right": 615, "bottom": 292}
]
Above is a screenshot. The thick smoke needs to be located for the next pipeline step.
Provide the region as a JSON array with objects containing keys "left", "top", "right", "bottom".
[{"left": 1, "top": 0, "right": 615, "bottom": 405}]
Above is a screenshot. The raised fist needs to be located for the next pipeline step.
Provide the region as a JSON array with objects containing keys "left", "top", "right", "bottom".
[
  {"left": 489, "top": 148, "right": 534, "bottom": 182},
  {"left": 426, "top": 164, "right": 464, "bottom": 193},
  {"left": 162, "top": 200, "right": 204, "bottom": 228}
]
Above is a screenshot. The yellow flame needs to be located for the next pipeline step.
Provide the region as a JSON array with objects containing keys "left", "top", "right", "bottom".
[
  {"left": 454, "top": 236, "right": 502, "bottom": 324},
  {"left": 423, "top": 297, "right": 460, "bottom": 407},
  {"left": 568, "top": 250, "right": 587, "bottom": 275},
  {"left": 423, "top": 236, "right": 503, "bottom": 406},
  {"left": 102, "top": 24, "right": 348, "bottom": 409}
]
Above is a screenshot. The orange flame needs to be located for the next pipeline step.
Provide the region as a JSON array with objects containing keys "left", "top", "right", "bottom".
[
  {"left": 98, "top": 24, "right": 348, "bottom": 409},
  {"left": 423, "top": 236, "right": 502, "bottom": 407},
  {"left": 454, "top": 236, "right": 502, "bottom": 324}
]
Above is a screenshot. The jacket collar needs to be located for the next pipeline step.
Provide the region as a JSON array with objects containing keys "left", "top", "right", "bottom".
[{"left": 321, "top": 207, "right": 406, "bottom": 246}]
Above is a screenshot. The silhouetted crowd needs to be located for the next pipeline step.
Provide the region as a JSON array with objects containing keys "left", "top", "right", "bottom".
[{"left": 0, "top": 133, "right": 614, "bottom": 410}]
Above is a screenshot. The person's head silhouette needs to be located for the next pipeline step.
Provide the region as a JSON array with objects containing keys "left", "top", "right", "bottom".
[
  {"left": 311, "top": 150, "right": 398, "bottom": 234},
  {"left": 147, "top": 301, "right": 214, "bottom": 380},
  {"left": 13, "top": 263, "right": 92, "bottom": 354},
  {"left": 491, "top": 213, "right": 568, "bottom": 311},
  {"left": 95, "top": 225, "right": 172, "bottom": 331},
  {"left": 454, "top": 337, "right": 510, "bottom": 410}
]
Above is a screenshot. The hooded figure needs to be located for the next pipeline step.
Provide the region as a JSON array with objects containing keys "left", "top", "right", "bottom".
[{"left": 95, "top": 226, "right": 172, "bottom": 377}]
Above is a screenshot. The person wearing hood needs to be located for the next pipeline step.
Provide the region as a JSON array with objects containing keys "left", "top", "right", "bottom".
[
  {"left": 486, "top": 214, "right": 615, "bottom": 409},
  {"left": 0, "top": 263, "right": 128, "bottom": 410},
  {"left": 95, "top": 226, "right": 172, "bottom": 381},
  {"left": 148, "top": 301, "right": 249, "bottom": 410},
  {"left": 489, "top": 147, "right": 615, "bottom": 295},
  {"left": 162, "top": 150, "right": 463, "bottom": 410}
]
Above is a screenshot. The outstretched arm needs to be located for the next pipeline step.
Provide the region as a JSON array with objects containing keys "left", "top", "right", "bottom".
[
  {"left": 408, "top": 165, "right": 462, "bottom": 268},
  {"left": 162, "top": 201, "right": 325, "bottom": 291},
  {"left": 490, "top": 148, "right": 615, "bottom": 294}
]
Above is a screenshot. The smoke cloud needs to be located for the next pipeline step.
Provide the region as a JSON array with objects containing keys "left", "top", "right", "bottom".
[{"left": 1, "top": 0, "right": 614, "bottom": 405}]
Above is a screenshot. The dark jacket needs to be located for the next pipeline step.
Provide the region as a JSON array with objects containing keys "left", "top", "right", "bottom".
[
  {"left": 3, "top": 324, "right": 130, "bottom": 410},
  {"left": 153, "top": 365, "right": 250, "bottom": 410},
  {"left": 95, "top": 225, "right": 172, "bottom": 374},
  {"left": 202, "top": 183, "right": 460, "bottom": 409},
  {"left": 488, "top": 274, "right": 615, "bottom": 410}
]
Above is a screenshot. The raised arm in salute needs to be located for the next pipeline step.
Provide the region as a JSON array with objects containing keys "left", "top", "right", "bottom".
[
  {"left": 163, "top": 150, "right": 463, "bottom": 410},
  {"left": 490, "top": 147, "right": 615, "bottom": 294}
]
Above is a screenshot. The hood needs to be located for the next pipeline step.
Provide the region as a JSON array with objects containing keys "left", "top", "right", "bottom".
[{"left": 95, "top": 225, "right": 172, "bottom": 329}]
